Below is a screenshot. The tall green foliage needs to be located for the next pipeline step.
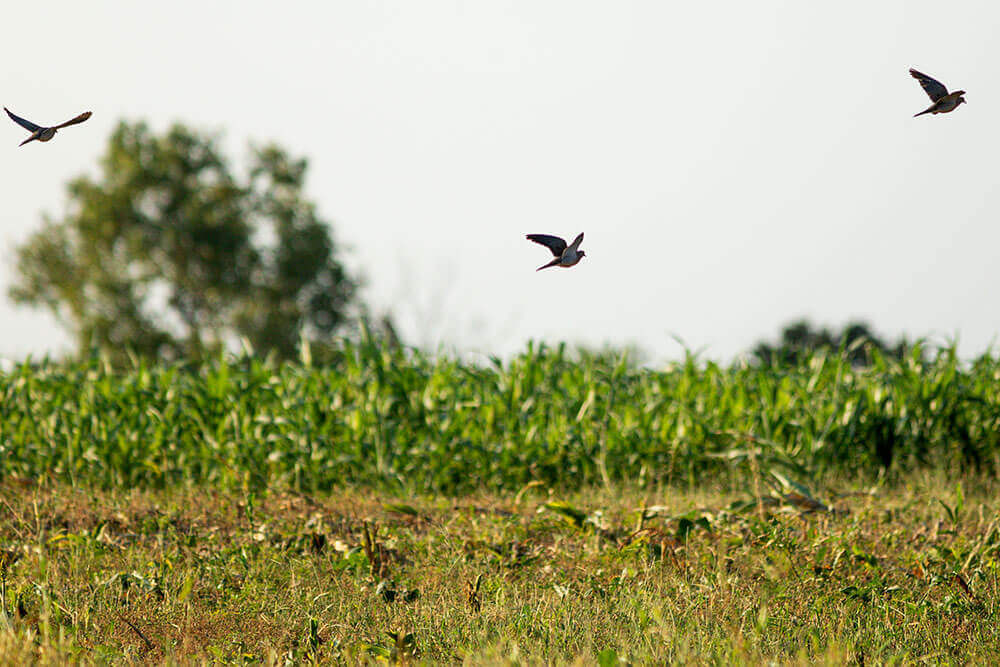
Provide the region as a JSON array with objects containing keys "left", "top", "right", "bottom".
[
  {"left": 9, "top": 121, "right": 358, "bottom": 361},
  {"left": 1, "top": 343, "right": 997, "bottom": 493}
]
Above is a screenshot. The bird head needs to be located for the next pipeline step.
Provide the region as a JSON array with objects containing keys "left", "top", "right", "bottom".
[
  {"left": 956, "top": 91, "right": 967, "bottom": 105},
  {"left": 577, "top": 250, "right": 586, "bottom": 259}
]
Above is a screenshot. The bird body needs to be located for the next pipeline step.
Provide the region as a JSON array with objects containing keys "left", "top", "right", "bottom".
[
  {"left": 909, "top": 69, "right": 966, "bottom": 117},
  {"left": 913, "top": 92, "right": 965, "bottom": 117},
  {"left": 526, "top": 232, "right": 586, "bottom": 271},
  {"left": 5, "top": 107, "right": 92, "bottom": 146}
]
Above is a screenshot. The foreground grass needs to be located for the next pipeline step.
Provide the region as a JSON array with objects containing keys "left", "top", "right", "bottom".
[{"left": 0, "top": 476, "right": 997, "bottom": 664}]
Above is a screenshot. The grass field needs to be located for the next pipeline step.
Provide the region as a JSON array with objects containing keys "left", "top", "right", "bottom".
[
  {"left": 0, "top": 477, "right": 998, "bottom": 664},
  {"left": 1, "top": 342, "right": 999, "bottom": 663}
]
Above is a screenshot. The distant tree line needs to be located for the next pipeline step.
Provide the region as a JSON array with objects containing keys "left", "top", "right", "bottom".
[{"left": 751, "top": 319, "right": 920, "bottom": 367}]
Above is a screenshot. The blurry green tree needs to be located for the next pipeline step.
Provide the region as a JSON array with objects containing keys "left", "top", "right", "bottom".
[
  {"left": 751, "top": 319, "right": 918, "bottom": 367},
  {"left": 9, "top": 121, "right": 365, "bottom": 361}
]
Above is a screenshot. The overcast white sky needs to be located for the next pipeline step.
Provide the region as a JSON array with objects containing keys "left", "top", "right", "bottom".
[{"left": 2, "top": 1, "right": 999, "bottom": 362}]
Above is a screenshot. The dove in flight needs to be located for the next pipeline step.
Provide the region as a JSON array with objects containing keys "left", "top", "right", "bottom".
[
  {"left": 526, "top": 232, "right": 586, "bottom": 271},
  {"left": 909, "top": 69, "right": 966, "bottom": 117},
  {"left": 5, "top": 107, "right": 92, "bottom": 146}
]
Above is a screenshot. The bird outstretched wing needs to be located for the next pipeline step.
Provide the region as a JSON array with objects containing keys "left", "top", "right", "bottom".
[
  {"left": 567, "top": 232, "right": 584, "bottom": 251},
  {"left": 910, "top": 69, "right": 948, "bottom": 102},
  {"left": 4, "top": 107, "right": 43, "bottom": 133},
  {"left": 53, "top": 111, "right": 92, "bottom": 130},
  {"left": 526, "top": 234, "right": 567, "bottom": 257}
]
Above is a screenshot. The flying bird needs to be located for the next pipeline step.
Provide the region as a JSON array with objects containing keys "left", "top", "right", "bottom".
[
  {"left": 526, "top": 232, "right": 586, "bottom": 271},
  {"left": 5, "top": 107, "right": 92, "bottom": 146},
  {"left": 909, "top": 69, "right": 966, "bottom": 117}
]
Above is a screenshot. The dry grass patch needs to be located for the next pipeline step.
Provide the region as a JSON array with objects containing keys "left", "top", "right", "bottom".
[{"left": 0, "top": 476, "right": 997, "bottom": 664}]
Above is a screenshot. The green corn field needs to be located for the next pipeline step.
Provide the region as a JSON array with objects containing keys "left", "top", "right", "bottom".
[{"left": 3, "top": 340, "right": 998, "bottom": 493}]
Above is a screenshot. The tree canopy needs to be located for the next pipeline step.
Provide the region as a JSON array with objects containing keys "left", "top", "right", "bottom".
[{"left": 9, "top": 121, "right": 359, "bottom": 361}]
